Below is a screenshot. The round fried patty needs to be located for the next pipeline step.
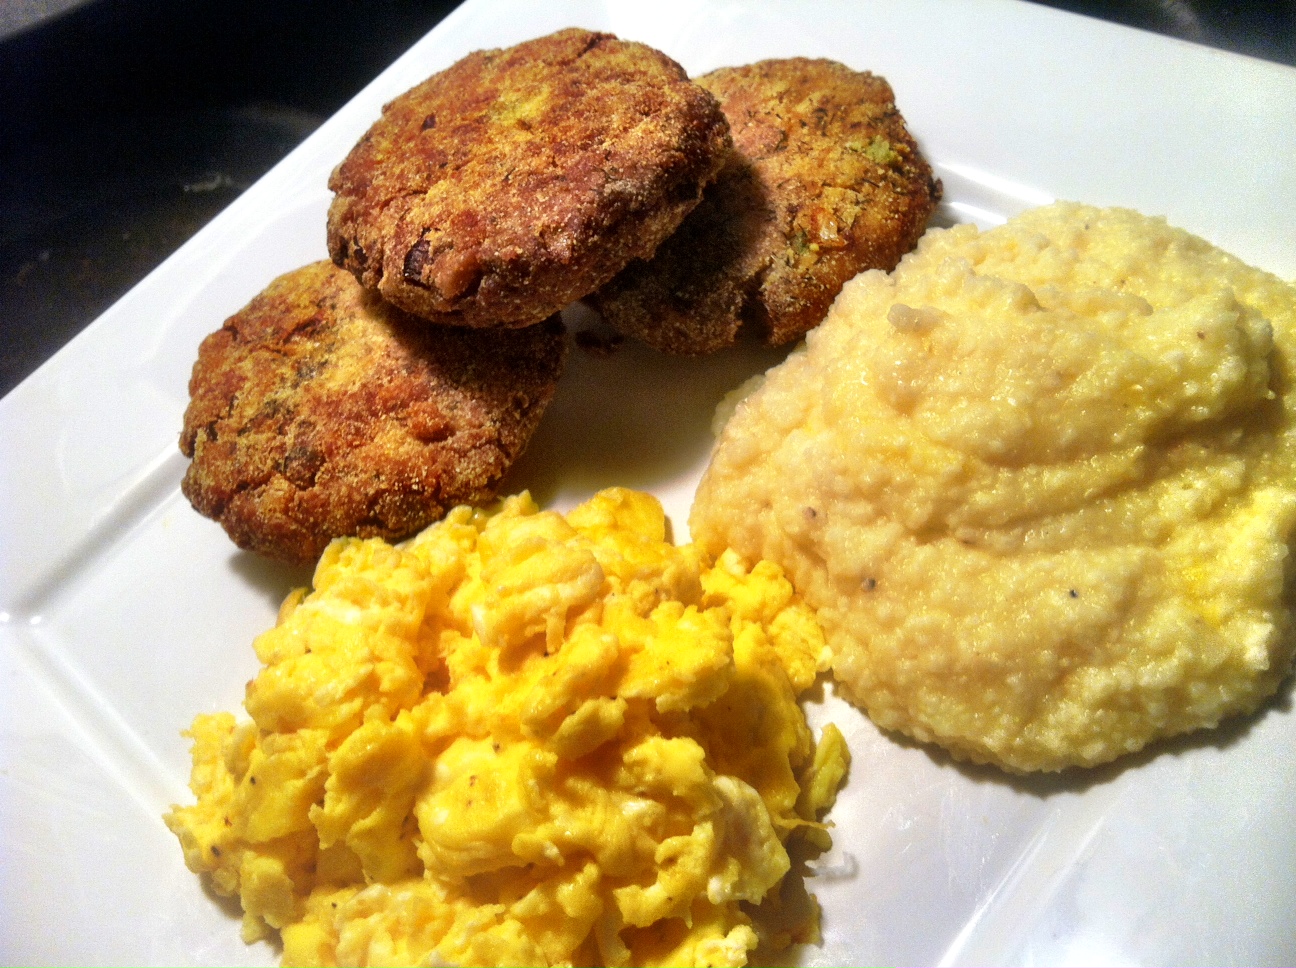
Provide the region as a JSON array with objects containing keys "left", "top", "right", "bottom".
[
  {"left": 180, "top": 261, "right": 568, "bottom": 565},
  {"left": 327, "top": 28, "right": 731, "bottom": 329},
  {"left": 591, "top": 58, "right": 942, "bottom": 354}
]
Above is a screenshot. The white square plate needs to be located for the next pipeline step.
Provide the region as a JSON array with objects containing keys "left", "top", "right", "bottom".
[{"left": 2, "top": 1, "right": 1294, "bottom": 964}]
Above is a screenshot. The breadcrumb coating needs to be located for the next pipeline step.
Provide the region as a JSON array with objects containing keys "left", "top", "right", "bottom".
[
  {"left": 328, "top": 28, "right": 731, "bottom": 329},
  {"left": 180, "top": 261, "right": 567, "bottom": 565},
  {"left": 592, "top": 58, "right": 941, "bottom": 354}
]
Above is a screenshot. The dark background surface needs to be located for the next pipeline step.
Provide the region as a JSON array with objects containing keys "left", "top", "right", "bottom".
[{"left": 1, "top": 0, "right": 1293, "bottom": 399}]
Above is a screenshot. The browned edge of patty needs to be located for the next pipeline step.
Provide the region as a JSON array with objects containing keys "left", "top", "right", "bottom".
[
  {"left": 591, "top": 57, "right": 942, "bottom": 354},
  {"left": 326, "top": 28, "right": 732, "bottom": 329},
  {"left": 180, "top": 261, "right": 568, "bottom": 565}
]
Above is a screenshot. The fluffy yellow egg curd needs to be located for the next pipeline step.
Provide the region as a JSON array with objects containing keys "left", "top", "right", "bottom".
[
  {"left": 165, "top": 488, "right": 848, "bottom": 967},
  {"left": 691, "top": 202, "right": 1296, "bottom": 773}
]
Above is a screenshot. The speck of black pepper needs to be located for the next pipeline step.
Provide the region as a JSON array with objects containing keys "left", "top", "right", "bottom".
[
  {"left": 804, "top": 506, "right": 818, "bottom": 520},
  {"left": 211, "top": 845, "right": 221, "bottom": 856},
  {"left": 864, "top": 577, "right": 877, "bottom": 591},
  {"left": 248, "top": 776, "right": 256, "bottom": 784},
  {"left": 1069, "top": 589, "right": 1079, "bottom": 598}
]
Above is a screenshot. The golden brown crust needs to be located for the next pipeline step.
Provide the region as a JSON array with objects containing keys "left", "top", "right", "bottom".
[
  {"left": 591, "top": 58, "right": 942, "bottom": 354},
  {"left": 327, "top": 28, "right": 731, "bottom": 329},
  {"left": 180, "top": 261, "right": 567, "bottom": 565}
]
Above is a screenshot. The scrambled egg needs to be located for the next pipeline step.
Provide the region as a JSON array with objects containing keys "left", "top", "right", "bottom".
[
  {"left": 692, "top": 202, "right": 1296, "bottom": 772},
  {"left": 166, "top": 488, "right": 847, "bottom": 967}
]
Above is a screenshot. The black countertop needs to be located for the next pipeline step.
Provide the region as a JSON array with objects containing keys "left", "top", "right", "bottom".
[{"left": 1, "top": 0, "right": 1292, "bottom": 399}]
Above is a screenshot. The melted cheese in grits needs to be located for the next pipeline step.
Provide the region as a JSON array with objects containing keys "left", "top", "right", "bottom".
[{"left": 692, "top": 202, "right": 1296, "bottom": 773}]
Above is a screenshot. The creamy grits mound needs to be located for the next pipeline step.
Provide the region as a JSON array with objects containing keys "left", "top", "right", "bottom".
[
  {"left": 166, "top": 487, "right": 847, "bottom": 967},
  {"left": 690, "top": 201, "right": 1296, "bottom": 773}
]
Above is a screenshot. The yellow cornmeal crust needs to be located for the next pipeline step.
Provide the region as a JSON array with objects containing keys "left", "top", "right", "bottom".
[
  {"left": 691, "top": 202, "right": 1296, "bottom": 773},
  {"left": 166, "top": 488, "right": 847, "bottom": 967},
  {"left": 590, "top": 58, "right": 940, "bottom": 355},
  {"left": 327, "top": 29, "right": 730, "bottom": 329}
]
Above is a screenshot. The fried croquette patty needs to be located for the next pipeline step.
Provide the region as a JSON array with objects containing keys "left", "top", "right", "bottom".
[
  {"left": 592, "top": 58, "right": 942, "bottom": 354},
  {"left": 180, "top": 261, "right": 567, "bottom": 565},
  {"left": 327, "top": 27, "right": 731, "bottom": 329}
]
